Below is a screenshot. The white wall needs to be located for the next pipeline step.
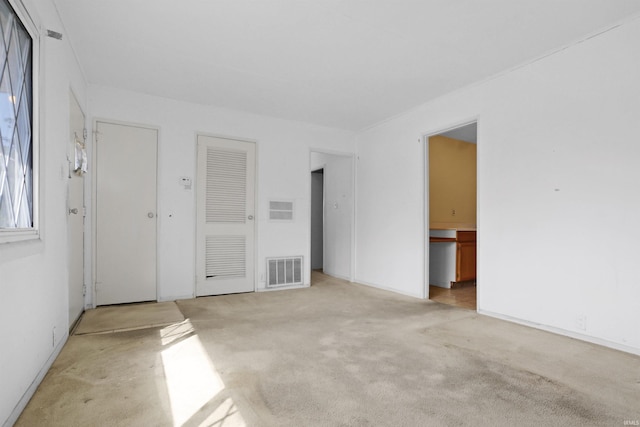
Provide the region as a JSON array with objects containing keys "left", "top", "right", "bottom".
[
  {"left": 355, "top": 17, "right": 640, "bottom": 352},
  {"left": 355, "top": 118, "right": 430, "bottom": 298},
  {"left": 88, "top": 86, "right": 355, "bottom": 300},
  {"left": 310, "top": 152, "right": 354, "bottom": 280},
  {"left": 0, "top": 0, "right": 88, "bottom": 425}
]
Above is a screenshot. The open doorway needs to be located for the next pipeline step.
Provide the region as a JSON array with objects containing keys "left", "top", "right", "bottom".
[
  {"left": 427, "top": 122, "right": 477, "bottom": 310},
  {"left": 309, "top": 151, "right": 354, "bottom": 283},
  {"left": 311, "top": 168, "right": 324, "bottom": 272}
]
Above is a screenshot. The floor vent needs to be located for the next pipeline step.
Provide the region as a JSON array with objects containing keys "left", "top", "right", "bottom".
[{"left": 267, "top": 256, "right": 303, "bottom": 288}]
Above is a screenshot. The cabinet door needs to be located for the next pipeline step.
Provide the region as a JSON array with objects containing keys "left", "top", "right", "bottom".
[{"left": 456, "top": 242, "right": 476, "bottom": 282}]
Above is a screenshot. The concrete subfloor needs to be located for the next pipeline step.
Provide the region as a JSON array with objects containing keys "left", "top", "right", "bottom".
[{"left": 16, "top": 272, "right": 640, "bottom": 426}]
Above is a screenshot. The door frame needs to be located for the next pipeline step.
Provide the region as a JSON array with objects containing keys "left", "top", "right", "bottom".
[
  {"left": 422, "top": 116, "right": 479, "bottom": 303},
  {"left": 194, "top": 132, "right": 259, "bottom": 296},
  {"left": 91, "top": 118, "right": 160, "bottom": 307},
  {"left": 308, "top": 148, "right": 356, "bottom": 283},
  {"left": 310, "top": 166, "right": 325, "bottom": 272},
  {"left": 68, "top": 88, "right": 86, "bottom": 327}
]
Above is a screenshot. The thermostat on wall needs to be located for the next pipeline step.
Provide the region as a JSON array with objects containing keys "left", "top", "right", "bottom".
[{"left": 179, "top": 176, "right": 192, "bottom": 190}]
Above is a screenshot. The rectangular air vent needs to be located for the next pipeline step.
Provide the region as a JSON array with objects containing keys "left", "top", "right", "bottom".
[
  {"left": 269, "top": 200, "right": 294, "bottom": 221},
  {"left": 266, "top": 256, "right": 303, "bottom": 288}
]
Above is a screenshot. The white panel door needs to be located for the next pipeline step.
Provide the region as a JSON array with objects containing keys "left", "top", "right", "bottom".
[
  {"left": 95, "top": 122, "right": 157, "bottom": 305},
  {"left": 196, "top": 135, "right": 255, "bottom": 296},
  {"left": 68, "top": 92, "right": 85, "bottom": 327}
]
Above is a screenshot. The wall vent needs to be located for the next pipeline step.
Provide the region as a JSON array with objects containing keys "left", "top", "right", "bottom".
[
  {"left": 269, "top": 200, "right": 294, "bottom": 221},
  {"left": 266, "top": 256, "right": 303, "bottom": 288}
]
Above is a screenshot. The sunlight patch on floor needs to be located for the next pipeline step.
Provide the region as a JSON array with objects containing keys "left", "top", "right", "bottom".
[
  {"left": 160, "top": 321, "right": 246, "bottom": 426},
  {"left": 199, "top": 397, "right": 244, "bottom": 427},
  {"left": 160, "top": 319, "right": 195, "bottom": 346}
]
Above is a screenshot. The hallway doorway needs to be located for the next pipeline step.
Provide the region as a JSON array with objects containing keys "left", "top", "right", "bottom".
[
  {"left": 311, "top": 168, "right": 324, "bottom": 272},
  {"left": 309, "top": 151, "right": 354, "bottom": 281}
]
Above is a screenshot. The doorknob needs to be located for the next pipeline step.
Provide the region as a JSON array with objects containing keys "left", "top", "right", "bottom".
[
  {"left": 248, "top": 215, "right": 254, "bottom": 220},
  {"left": 68, "top": 208, "right": 79, "bottom": 215},
  {"left": 148, "top": 212, "right": 154, "bottom": 218}
]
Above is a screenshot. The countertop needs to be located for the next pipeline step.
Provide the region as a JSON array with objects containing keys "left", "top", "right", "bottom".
[{"left": 430, "top": 223, "right": 476, "bottom": 232}]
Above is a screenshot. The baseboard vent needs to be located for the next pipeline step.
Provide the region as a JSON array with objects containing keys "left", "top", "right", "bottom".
[{"left": 267, "top": 256, "right": 303, "bottom": 288}]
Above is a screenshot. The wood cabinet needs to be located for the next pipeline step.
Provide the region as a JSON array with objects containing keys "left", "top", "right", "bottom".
[{"left": 429, "top": 228, "right": 476, "bottom": 288}]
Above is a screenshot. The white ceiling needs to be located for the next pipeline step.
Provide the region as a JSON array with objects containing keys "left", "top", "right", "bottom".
[{"left": 52, "top": 0, "right": 640, "bottom": 131}]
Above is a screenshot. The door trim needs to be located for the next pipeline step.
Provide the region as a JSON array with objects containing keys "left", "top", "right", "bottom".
[
  {"left": 68, "top": 88, "right": 86, "bottom": 327},
  {"left": 308, "top": 148, "right": 356, "bottom": 283},
  {"left": 91, "top": 119, "right": 160, "bottom": 307},
  {"left": 421, "top": 116, "right": 480, "bottom": 303}
]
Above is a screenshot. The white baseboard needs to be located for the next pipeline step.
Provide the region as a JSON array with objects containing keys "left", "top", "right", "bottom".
[
  {"left": 256, "top": 283, "right": 310, "bottom": 292},
  {"left": 4, "top": 331, "right": 69, "bottom": 427},
  {"left": 321, "top": 271, "right": 352, "bottom": 282},
  {"left": 158, "top": 294, "right": 195, "bottom": 302},
  {"left": 354, "top": 278, "right": 425, "bottom": 299},
  {"left": 478, "top": 309, "right": 640, "bottom": 356}
]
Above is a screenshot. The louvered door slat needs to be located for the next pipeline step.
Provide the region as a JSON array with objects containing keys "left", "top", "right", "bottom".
[
  {"left": 206, "top": 235, "right": 246, "bottom": 278},
  {"left": 206, "top": 148, "right": 247, "bottom": 223}
]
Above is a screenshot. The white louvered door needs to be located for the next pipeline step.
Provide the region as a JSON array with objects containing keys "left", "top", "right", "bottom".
[{"left": 196, "top": 135, "right": 256, "bottom": 296}]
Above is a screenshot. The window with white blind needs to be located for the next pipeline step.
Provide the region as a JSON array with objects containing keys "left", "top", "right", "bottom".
[{"left": 0, "top": 0, "right": 37, "bottom": 243}]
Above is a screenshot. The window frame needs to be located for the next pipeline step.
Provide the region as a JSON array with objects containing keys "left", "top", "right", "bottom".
[{"left": 0, "top": 0, "right": 40, "bottom": 244}]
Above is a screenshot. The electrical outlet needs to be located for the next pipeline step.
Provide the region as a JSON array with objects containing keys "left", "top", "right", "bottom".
[
  {"left": 52, "top": 326, "right": 57, "bottom": 347},
  {"left": 575, "top": 315, "right": 586, "bottom": 331},
  {"left": 451, "top": 209, "right": 456, "bottom": 216}
]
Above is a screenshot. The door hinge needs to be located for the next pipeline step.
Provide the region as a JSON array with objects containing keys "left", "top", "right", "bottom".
[
  {"left": 82, "top": 284, "right": 87, "bottom": 297},
  {"left": 83, "top": 128, "right": 88, "bottom": 141}
]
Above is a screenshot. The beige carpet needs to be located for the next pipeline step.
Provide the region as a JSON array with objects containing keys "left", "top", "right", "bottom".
[
  {"left": 17, "top": 272, "right": 640, "bottom": 426},
  {"left": 74, "top": 301, "right": 184, "bottom": 335}
]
